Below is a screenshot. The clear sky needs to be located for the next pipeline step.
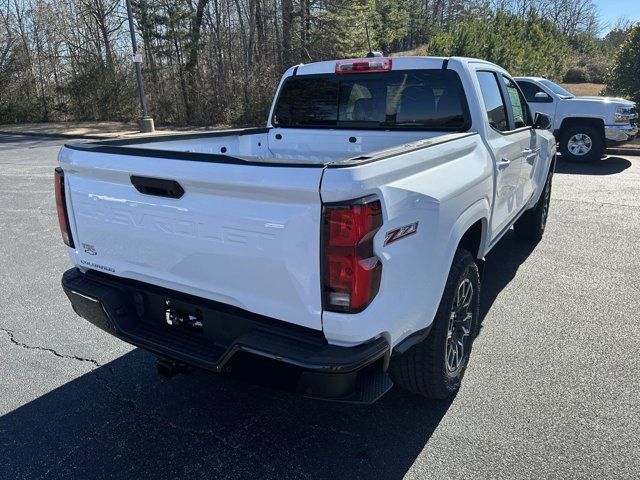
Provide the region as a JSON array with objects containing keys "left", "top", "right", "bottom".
[{"left": 594, "top": 0, "right": 640, "bottom": 35}]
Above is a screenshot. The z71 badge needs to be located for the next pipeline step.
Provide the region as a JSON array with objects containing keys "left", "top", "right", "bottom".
[{"left": 384, "top": 222, "right": 419, "bottom": 246}]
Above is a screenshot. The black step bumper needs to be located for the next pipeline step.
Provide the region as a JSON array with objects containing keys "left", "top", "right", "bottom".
[{"left": 61, "top": 268, "right": 392, "bottom": 404}]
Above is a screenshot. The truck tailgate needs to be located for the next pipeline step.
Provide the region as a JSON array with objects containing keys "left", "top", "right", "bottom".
[{"left": 59, "top": 148, "right": 324, "bottom": 330}]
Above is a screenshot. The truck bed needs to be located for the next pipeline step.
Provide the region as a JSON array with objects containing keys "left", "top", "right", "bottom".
[{"left": 65, "top": 127, "right": 472, "bottom": 166}]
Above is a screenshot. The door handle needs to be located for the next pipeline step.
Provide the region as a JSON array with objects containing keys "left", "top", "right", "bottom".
[
  {"left": 522, "top": 147, "right": 540, "bottom": 165},
  {"left": 522, "top": 147, "right": 540, "bottom": 155},
  {"left": 497, "top": 157, "right": 511, "bottom": 168}
]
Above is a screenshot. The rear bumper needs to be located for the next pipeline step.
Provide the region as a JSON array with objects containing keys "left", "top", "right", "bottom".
[
  {"left": 605, "top": 123, "right": 638, "bottom": 144},
  {"left": 62, "top": 268, "right": 392, "bottom": 404}
]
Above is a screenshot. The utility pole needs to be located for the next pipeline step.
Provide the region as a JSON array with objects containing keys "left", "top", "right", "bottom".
[{"left": 125, "top": 0, "right": 154, "bottom": 133}]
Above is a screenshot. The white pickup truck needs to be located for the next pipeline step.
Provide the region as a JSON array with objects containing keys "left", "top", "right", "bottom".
[
  {"left": 57, "top": 56, "right": 556, "bottom": 403},
  {"left": 516, "top": 77, "right": 638, "bottom": 162}
]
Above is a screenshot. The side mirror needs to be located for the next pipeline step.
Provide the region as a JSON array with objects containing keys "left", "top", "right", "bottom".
[
  {"left": 533, "top": 112, "right": 552, "bottom": 130},
  {"left": 533, "top": 91, "right": 552, "bottom": 103}
]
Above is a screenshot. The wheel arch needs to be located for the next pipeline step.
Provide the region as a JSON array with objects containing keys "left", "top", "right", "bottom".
[
  {"left": 458, "top": 219, "right": 485, "bottom": 260},
  {"left": 447, "top": 199, "right": 490, "bottom": 271},
  {"left": 456, "top": 217, "right": 487, "bottom": 280},
  {"left": 558, "top": 117, "right": 605, "bottom": 142},
  {"left": 412, "top": 200, "right": 489, "bottom": 342}
]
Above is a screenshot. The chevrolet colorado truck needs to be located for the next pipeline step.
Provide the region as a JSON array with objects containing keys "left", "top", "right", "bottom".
[
  {"left": 57, "top": 56, "right": 556, "bottom": 404},
  {"left": 516, "top": 76, "right": 637, "bottom": 162}
]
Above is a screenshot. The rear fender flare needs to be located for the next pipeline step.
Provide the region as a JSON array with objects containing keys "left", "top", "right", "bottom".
[
  {"left": 423, "top": 198, "right": 489, "bottom": 324},
  {"left": 410, "top": 198, "right": 489, "bottom": 336},
  {"left": 447, "top": 198, "right": 490, "bottom": 262}
]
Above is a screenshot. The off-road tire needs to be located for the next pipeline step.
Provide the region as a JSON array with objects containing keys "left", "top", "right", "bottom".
[
  {"left": 513, "top": 169, "right": 553, "bottom": 242},
  {"left": 559, "top": 125, "right": 604, "bottom": 162},
  {"left": 390, "top": 249, "right": 480, "bottom": 399}
]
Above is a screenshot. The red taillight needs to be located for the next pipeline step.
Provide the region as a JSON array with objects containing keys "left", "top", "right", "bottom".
[
  {"left": 335, "top": 57, "right": 392, "bottom": 74},
  {"left": 54, "top": 167, "right": 74, "bottom": 248},
  {"left": 323, "top": 198, "right": 383, "bottom": 313}
]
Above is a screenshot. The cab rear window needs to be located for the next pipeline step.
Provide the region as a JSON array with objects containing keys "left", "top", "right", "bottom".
[{"left": 272, "top": 69, "right": 471, "bottom": 131}]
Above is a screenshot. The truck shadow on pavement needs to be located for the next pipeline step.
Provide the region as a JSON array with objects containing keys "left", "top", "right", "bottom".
[
  {"left": 554, "top": 155, "right": 631, "bottom": 175},
  {"left": 2, "top": 234, "right": 542, "bottom": 480},
  {"left": 2, "top": 344, "right": 455, "bottom": 479},
  {"left": 1, "top": 235, "right": 545, "bottom": 480},
  {"left": 478, "top": 230, "right": 538, "bottom": 331}
]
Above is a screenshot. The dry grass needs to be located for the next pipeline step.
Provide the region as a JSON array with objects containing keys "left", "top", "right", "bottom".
[
  {"left": 390, "top": 45, "right": 430, "bottom": 57},
  {"left": 559, "top": 83, "right": 605, "bottom": 96}
]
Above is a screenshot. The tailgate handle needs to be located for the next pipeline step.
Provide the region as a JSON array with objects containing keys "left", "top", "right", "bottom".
[{"left": 130, "top": 176, "right": 184, "bottom": 199}]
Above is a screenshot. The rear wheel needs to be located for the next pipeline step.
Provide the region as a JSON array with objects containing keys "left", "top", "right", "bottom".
[
  {"left": 514, "top": 169, "right": 553, "bottom": 242},
  {"left": 559, "top": 125, "right": 604, "bottom": 162},
  {"left": 390, "top": 249, "right": 479, "bottom": 399}
]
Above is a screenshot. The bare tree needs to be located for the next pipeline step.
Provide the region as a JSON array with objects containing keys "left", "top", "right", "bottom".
[{"left": 0, "top": 0, "right": 606, "bottom": 125}]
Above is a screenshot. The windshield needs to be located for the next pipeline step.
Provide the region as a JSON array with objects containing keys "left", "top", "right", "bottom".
[
  {"left": 539, "top": 80, "right": 575, "bottom": 99},
  {"left": 272, "top": 69, "right": 471, "bottom": 131}
]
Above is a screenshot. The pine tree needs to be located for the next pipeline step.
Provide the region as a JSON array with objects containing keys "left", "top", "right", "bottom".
[
  {"left": 604, "top": 24, "right": 640, "bottom": 104},
  {"left": 311, "top": 0, "right": 381, "bottom": 59}
]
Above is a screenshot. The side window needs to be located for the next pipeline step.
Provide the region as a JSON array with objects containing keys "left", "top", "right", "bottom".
[
  {"left": 502, "top": 76, "right": 530, "bottom": 128},
  {"left": 476, "top": 71, "right": 508, "bottom": 132},
  {"left": 517, "top": 81, "right": 545, "bottom": 103}
]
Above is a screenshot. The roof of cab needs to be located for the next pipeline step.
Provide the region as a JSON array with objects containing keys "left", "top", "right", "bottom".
[
  {"left": 285, "top": 56, "right": 506, "bottom": 77},
  {"left": 514, "top": 76, "right": 546, "bottom": 82}
]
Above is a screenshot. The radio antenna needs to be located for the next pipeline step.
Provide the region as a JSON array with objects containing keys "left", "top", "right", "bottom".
[
  {"left": 365, "top": 22, "right": 382, "bottom": 57},
  {"left": 365, "top": 22, "right": 373, "bottom": 56}
]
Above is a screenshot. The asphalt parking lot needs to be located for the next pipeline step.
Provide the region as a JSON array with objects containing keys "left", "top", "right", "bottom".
[{"left": 1, "top": 135, "right": 638, "bottom": 479}]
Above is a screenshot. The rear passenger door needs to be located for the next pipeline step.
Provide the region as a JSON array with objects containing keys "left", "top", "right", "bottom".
[{"left": 475, "top": 70, "right": 526, "bottom": 239}]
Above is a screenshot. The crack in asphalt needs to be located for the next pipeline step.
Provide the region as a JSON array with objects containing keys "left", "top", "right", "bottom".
[
  {"left": 37, "top": 417, "right": 125, "bottom": 480},
  {"left": 553, "top": 197, "right": 640, "bottom": 209},
  {"left": 92, "top": 374, "right": 242, "bottom": 450},
  {"left": 0, "top": 327, "right": 110, "bottom": 372},
  {"left": 0, "top": 326, "right": 240, "bottom": 450}
]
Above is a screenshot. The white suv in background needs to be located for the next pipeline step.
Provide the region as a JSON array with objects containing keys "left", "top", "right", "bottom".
[{"left": 516, "top": 77, "right": 637, "bottom": 162}]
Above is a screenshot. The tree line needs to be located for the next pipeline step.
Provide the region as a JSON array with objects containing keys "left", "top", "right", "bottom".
[{"left": 0, "top": 0, "right": 634, "bottom": 126}]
